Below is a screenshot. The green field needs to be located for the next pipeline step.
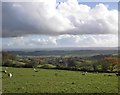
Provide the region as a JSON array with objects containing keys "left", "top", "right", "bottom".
[{"left": 1, "top": 67, "right": 119, "bottom": 93}]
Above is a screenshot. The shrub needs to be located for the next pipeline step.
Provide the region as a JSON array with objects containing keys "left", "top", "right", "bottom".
[{"left": 40, "top": 64, "right": 56, "bottom": 69}]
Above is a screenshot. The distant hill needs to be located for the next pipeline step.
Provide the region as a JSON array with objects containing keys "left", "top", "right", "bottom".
[
  {"left": 3, "top": 47, "right": 118, "bottom": 51},
  {"left": 4, "top": 49, "right": 118, "bottom": 57}
]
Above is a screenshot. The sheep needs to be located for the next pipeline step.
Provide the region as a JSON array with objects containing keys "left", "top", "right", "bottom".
[
  {"left": 116, "top": 73, "right": 120, "bottom": 76},
  {"left": 82, "top": 72, "right": 86, "bottom": 75},
  {"left": 2, "top": 70, "right": 7, "bottom": 74},
  {"left": 8, "top": 73, "right": 12, "bottom": 78},
  {"left": 82, "top": 71, "right": 87, "bottom": 75},
  {"left": 33, "top": 68, "right": 38, "bottom": 72}
]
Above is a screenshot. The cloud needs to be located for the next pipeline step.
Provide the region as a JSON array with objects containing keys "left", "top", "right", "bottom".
[
  {"left": 0, "top": 1, "right": 2, "bottom": 37},
  {"left": 2, "top": 0, "right": 118, "bottom": 37},
  {"left": 2, "top": 35, "right": 57, "bottom": 49},
  {"left": 2, "top": 34, "right": 118, "bottom": 49},
  {"left": 56, "top": 34, "right": 118, "bottom": 47}
]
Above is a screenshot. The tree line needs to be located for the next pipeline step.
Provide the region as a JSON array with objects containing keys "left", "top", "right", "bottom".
[{"left": 2, "top": 52, "right": 120, "bottom": 73}]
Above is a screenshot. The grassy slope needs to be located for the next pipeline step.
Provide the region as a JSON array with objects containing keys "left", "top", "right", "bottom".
[{"left": 2, "top": 67, "right": 118, "bottom": 93}]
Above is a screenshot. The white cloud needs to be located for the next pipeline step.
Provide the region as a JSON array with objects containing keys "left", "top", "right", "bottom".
[
  {"left": 2, "top": 0, "right": 118, "bottom": 37},
  {"left": 2, "top": 34, "right": 118, "bottom": 49},
  {"left": 2, "top": 0, "right": 118, "bottom": 49},
  {"left": 3, "top": 35, "right": 58, "bottom": 49}
]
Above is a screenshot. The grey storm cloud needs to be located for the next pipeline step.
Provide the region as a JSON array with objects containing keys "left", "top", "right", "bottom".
[
  {"left": 2, "top": 0, "right": 118, "bottom": 37},
  {"left": 2, "top": 2, "right": 53, "bottom": 37}
]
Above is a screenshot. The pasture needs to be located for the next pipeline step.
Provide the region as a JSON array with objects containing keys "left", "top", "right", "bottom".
[{"left": 1, "top": 67, "right": 119, "bottom": 93}]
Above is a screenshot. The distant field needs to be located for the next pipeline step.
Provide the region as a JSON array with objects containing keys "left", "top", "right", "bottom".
[
  {"left": 0, "top": 54, "right": 2, "bottom": 65},
  {"left": 8, "top": 50, "right": 118, "bottom": 57},
  {"left": 1, "top": 67, "right": 119, "bottom": 93}
]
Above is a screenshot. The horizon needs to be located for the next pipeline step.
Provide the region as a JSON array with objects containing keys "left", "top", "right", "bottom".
[{"left": 2, "top": 47, "right": 118, "bottom": 51}]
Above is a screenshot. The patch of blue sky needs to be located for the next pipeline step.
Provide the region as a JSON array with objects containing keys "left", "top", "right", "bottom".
[
  {"left": 80, "top": 2, "right": 118, "bottom": 10},
  {"left": 56, "top": 0, "right": 118, "bottom": 10},
  {"left": 56, "top": 0, "right": 119, "bottom": 2}
]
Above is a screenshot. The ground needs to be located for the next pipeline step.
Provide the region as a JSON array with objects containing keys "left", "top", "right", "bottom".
[{"left": 1, "top": 67, "right": 119, "bottom": 93}]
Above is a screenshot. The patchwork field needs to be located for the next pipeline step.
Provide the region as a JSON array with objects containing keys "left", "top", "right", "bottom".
[{"left": 1, "top": 67, "right": 119, "bottom": 93}]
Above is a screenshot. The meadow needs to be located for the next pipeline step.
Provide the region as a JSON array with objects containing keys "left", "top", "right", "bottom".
[{"left": 1, "top": 67, "right": 119, "bottom": 93}]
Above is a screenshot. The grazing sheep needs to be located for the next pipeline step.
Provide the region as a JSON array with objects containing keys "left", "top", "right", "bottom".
[
  {"left": 2, "top": 70, "right": 7, "bottom": 74},
  {"left": 116, "top": 73, "right": 120, "bottom": 76},
  {"left": 8, "top": 73, "right": 12, "bottom": 78},
  {"left": 82, "top": 72, "right": 86, "bottom": 75},
  {"left": 33, "top": 68, "right": 38, "bottom": 72}
]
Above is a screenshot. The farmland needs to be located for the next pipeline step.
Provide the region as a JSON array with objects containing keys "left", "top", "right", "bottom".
[
  {"left": 1, "top": 50, "right": 120, "bottom": 94},
  {"left": 2, "top": 67, "right": 119, "bottom": 93}
]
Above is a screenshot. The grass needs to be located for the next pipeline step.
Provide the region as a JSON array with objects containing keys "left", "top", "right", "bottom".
[{"left": 1, "top": 67, "right": 119, "bottom": 93}]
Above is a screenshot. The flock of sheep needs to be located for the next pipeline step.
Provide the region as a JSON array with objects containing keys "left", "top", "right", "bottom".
[
  {"left": 2, "top": 67, "right": 12, "bottom": 78},
  {"left": 2, "top": 67, "right": 120, "bottom": 79},
  {"left": 2, "top": 67, "right": 39, "bottom": 79},
  {"left": 2, "top": 67, "right": 88, "bottom": 80}
]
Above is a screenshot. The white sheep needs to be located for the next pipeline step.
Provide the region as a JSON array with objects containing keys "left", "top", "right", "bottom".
[
  {"left": 8, "top": 73, "right": 12, "bottom": 78},
  {"left": 3, "top": 70, "right": 7, "bottom": 74},
  {"left": 33, "top": 68, "right": 38, "bottom": 72},
  {"left": 82, "top": 71, "right": 87, "bottom": 75},
  {"left": 82, "top": 72, "right": 85, "bottom": 75}
]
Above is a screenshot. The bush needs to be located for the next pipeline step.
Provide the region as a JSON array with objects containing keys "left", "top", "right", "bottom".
[
  {"left": 3, "top": 60, "right": 25, "bottom": 67},
  {"left": 40, "top": 64, "right": 56, "bottom": 69}
]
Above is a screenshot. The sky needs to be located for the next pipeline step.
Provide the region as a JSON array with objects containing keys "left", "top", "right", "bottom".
[{"left": 1, "top": 0, "right": 119, "bottom": 50}]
